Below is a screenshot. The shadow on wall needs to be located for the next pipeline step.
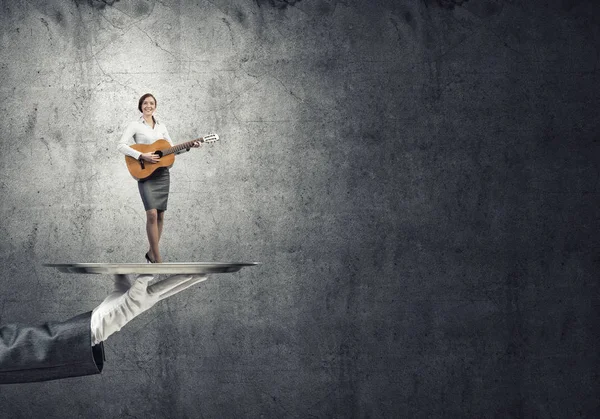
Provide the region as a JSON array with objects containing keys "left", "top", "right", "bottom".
[
  {"left": 254, "top": 0, "right": 471, "bottom": 11},
  {"left": 428, "top": 0, "right": 470, "bottom": 9},
  {"left": 78, "top": 0, "right": 121, "bottom": 9},
  {"left": 256, "top": 0, "right": 302, "bottom": 9},
  {"left": 256, "top": 0, "right": 474, "bottom": 10}
]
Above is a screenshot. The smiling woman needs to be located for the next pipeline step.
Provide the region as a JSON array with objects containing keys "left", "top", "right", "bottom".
[{"left": 117, "top": 93, "right": 201, "bottom": 263}]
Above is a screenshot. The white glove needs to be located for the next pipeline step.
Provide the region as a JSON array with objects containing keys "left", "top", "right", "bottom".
[{"left": 90, "top": 273, "right": 208, "bottom": 345}]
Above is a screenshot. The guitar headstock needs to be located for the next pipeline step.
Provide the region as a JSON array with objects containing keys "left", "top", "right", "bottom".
[{"left": 201, "top": 133, "right": 220, "bottom": 143}]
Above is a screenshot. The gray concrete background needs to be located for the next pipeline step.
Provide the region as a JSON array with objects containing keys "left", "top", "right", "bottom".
[{"left": 0, "top": 0, "right": 598, "bottom": 417}]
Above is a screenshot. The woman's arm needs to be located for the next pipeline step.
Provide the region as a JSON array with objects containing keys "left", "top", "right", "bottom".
[
  {"left": 162, "top": 124, "right": 193, "bottom": 154},
  {"left": 117, "top": 122, "right": 143, "bottom": 160}
]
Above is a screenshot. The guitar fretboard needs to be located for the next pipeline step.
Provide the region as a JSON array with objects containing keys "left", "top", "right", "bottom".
[{"left": 161, "top": 139, "right": 203, "bottom": 156}]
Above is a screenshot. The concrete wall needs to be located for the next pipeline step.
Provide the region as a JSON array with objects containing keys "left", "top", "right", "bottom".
[{"left": 0, "top": 0, "right": 598, "bottom": 417}]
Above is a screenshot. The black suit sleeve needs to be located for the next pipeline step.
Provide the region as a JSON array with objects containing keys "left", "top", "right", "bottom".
[{"left": 0, "top": 311, "right": 104, "bottom": 384}]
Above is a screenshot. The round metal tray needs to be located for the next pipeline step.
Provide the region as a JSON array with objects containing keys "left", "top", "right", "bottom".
[{"left": 44, "top": 262, "right": 260, "bottom": 275}]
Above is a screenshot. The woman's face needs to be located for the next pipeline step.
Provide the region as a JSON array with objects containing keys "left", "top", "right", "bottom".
[{"left": 141, "top": 96, "right": 156, "bottom": 117}]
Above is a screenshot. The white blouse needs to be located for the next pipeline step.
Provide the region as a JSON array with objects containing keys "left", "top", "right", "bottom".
[{"left": 117, "top": 118, "right": 174, "bottom": 160}]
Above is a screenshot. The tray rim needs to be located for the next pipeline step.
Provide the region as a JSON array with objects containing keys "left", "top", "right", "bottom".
[{"left": 44, "top": 262, "right": 260, "bottom": 275}]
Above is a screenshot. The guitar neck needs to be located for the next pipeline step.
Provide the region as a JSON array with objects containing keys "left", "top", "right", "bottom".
[{"left": 161, "top": 139, "right": 203, "bottom": 156}]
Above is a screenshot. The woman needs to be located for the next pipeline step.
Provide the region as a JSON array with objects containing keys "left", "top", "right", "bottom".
[{"left": 117, "top": 93, "right": 200, "bottom": 263}]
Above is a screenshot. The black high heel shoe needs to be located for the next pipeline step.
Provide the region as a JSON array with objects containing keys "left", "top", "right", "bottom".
[{"left": 145, "top": 252, "right": 156, "bottom": 263}]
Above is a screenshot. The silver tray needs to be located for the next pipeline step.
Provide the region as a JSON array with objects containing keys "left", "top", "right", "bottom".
[{"left": 44, "top": 262, "right": 259, "bottom": 275}]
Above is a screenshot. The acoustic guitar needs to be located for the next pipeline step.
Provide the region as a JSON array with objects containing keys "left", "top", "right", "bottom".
[{"left": 125, "top": 133, "right": 219, "bottom": 180}]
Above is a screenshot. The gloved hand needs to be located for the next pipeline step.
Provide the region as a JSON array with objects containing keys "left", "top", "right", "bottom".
[{"left": 90, "top": 273, "right": 208, "bottom": 345}]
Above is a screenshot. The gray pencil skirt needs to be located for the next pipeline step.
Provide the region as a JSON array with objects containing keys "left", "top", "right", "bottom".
[{"left": 138, "top": 167, "right": 170, "bottom": 211}]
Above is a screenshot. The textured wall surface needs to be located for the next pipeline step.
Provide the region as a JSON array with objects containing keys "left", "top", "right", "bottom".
[{"left": 0, "top": 0, "right": 599, "bottom": 417}]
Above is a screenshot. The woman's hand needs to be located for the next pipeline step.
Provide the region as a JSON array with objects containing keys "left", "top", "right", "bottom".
[{"left": 140, "top": 152, "right": 160, "bottom": 163}]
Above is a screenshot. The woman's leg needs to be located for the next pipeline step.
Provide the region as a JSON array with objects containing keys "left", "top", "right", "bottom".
[
  {"left": 157, "top": 210, "right": 165, "bottom": 242},
  {"left": 146, "top": 209, "right": 161, "bottom": 262}
]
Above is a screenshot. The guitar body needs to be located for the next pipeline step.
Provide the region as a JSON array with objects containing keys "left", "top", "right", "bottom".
[
  {"left": 125, "top": 139, "right": 175, "bottom": 180},
  {"left": 123, "top": 133, "right": 219, "bottom": 180}
]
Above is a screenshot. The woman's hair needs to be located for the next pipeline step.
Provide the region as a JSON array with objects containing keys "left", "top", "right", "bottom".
[{"left": 138, "top": 93, "right": 157, "bottom": 112}]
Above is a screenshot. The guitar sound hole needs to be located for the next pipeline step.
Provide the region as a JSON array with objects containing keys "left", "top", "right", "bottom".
[{"left": 155, "top": 150, "right": 163, "bottom": 158}]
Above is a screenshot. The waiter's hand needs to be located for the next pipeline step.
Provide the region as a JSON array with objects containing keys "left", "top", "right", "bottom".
[
  {"left": 140, "top": 152, "right": 160, "bottom": 162},
  {"left": 91, "top": 274, "right": 209, "bottom": 345}
]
